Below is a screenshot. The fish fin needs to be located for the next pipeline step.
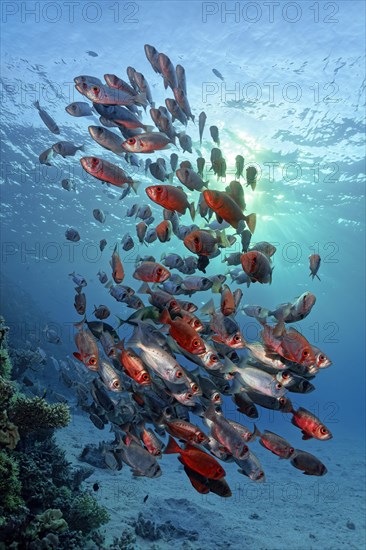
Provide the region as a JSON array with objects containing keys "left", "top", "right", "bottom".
[
  {"left": 164, "top": 436, "right": 181, "bottom": 455},
  {"left": 316, "top": 274, "right": 321, "bottom": 281},
  {"left": 217, "top": 230, "right": 230, "bottom": 248},
  {"left": 72, "top": 352, "right": 83, "bottom": 363},
  {"left": 33, "top": 100, "right": 40, "bottom": 110},
  {"left": 252, "top": 424, "right": 261, "bottom": 439},
  {"left": 301, "top": 432, "right": 312, "bottom": 440},
  {"left": 144, "top": 125, "right": 155, "bottom": 133},
  {"left": 204, "top": 401, "right": 219, "bottom": 422},
  {"left": 200, "top": 298, "right": 215, "bottom": 315},
  {"left": 115, "top": 317, "right": 125, "bottom": 330},
  {"left": 159, "top": 308, "right": 171, "bottom": 325},
  {"left": 79, "top": 145, "right": 85, "bottom": 152},
  {"left": 244, "top": 213, "right": 257, "bottom": 234},
  {"left": 138, "top": 282, "right": 151, "bottom": 294},
  {"left": 211, "top": 335, "right": 224, "bottom": 344},
  {"left": 189, "top": 202, "right": 196, "bottom": 221}
]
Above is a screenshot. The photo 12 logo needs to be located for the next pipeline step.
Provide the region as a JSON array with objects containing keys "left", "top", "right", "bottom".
[
  {"left": 201, "top": 2, "right": 340, "bottom": 24},
  {"left": 1, "top": 2, "right": 140, "bottom": 24}
]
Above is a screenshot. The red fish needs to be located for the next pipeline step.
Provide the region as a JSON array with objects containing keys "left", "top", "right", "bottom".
[
  {"left": 220, "top": 284, "right": 236, "bottom": 316},
  {"left": 110, "top": 244, "right": 124, "bottom": 284},
  {"left": 160, "top": 308, "right": 206, "bottom": 354},
  {"left": 73, "top": 318, "right": 99, "bottom": 370},
  {"left": 262, "top": 323, "right": 316, "bottom": 367},
  {"left": 80, "top": 157, "right": 138, "bottom": 192},
  {"left": 291, "top": 407, "right": 332, "bottom": 440},
  {"left": 146, "top": 185, "right": 195, "bottom": 219},
  {"left": 118, "top": 339, "right": 151, "bottom": 386},
  {"left": 203, "top": 189, "right": 256, "bottom": 233},
  {"left": 133, "top": 261, "right": 170, "bottom": 283},
  {"left": 240, "top": 251, "right": 273, "bottom": 284},
  {"left": 309, "top": 254, "right": 321, "bottom": 281},
  {"left": 164, "top": 436, "right": 225, "bottom": 480},
  {"left": 165, "top": 419, "right": 208, "bottom": 445}
]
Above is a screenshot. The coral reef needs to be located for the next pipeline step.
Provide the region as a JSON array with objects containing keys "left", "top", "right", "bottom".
[
  {"left": 8, "top": 395, "right": 70, "bottom": 433},
  {"left": 0, "top": 318, "right": 111, "bottom": 549}
]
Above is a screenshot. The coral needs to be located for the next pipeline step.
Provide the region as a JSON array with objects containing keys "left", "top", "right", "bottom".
[
  {"left": 65, "top": 493, "right": 110, "bottom": 534},
  {"left": 0, "top": 449, "right": 24, "bottom": 512},
  {"left": 0, "top": 375, "right": 14, "bottom": 408},
  {"left": 0, "top": 348, "right": 12, "bottom": 379},
  {"left": 9, "top": 347, "right": 45, "bottom": 379},
  {"left": 9, "top": 395, "right": 70, "bottom": 433},
  {"left": 0, "top": 410, "right": 20, "bottom": 449},
  {"left": 35, "top": 508, "right": 68, "bottom": 533},
  {"left": 110, "top": 529, "right": 137, "bottom": 550}
]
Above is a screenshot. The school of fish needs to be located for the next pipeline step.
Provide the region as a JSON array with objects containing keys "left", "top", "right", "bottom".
[{"left": 38, "top": 44, "right": 330, "bottom": 496}]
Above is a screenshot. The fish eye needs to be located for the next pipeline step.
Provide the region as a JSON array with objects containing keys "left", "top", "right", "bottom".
[
  {"left": 72, "top": 104, "right": 76, "bottom": 110},
  {"left": 156, "top": 186, "right": 162, "bottom": 192},
  {"left": 113, "top": 380, "right": 120, "bottom": 389},
  {"left": 289, "top": 447, "right": 295, "bottom": 454},
  {"left": 82, "top": 82, "right": 88, "bottom": 89},
  {"left": 194, "top": 320, "right": 200, "bottom": 327},
  {"left": 234, "top": 335, "right": 240, "bottom": 342},
  {"left": 282, "top": 372, "right": 290, "bottom": 379},
  {"left": 170, "top": 300, "right": 177, "bottom": 308},
  {"left": 193, "top": 340, "right": 200, "bottom": 347},
  {"left": 142, "top": 373, "right": 150, "bottom": 381},
  {"left": 213, "top": 393, "right": 220, "bottom": 402},
  {"left": 276, "top": 382, "right": 282, "bottom": 390},
  {"left": 157, "top": 267, "right": 162, "bottom": 274},
  {"left": 91, "top": 157, "right": 99, "bottom": 166},
  {"left": 197, "top": 433, "right": 206, "bottom": 442},
  {"left": 279, "top": 397, "right": 286, "bottom": 405},
  {"left": 89, "top": 357, "right": 97, "bottom": 365},
  {"left": 302, "top": 350, "right": 309, "bottom": 357},
  {"left": 176, "top": 370, "right": 183, "bottom": 378},
  {"left": 128, "top": 138, "right": 136, "bottom": 145},
  {"left": 319, "top": 355, "right": 325, "bottom": 361},
  {"left": 186, "top": 393, "right": 193, "bottom": 399},
  {"left": 92, "top": 85, "right": 100, "bottom": 93},
  {"left": 320, "top": 427, "right": 328, "bottom": 435},
  {"left": 211, "top": 354, "right": 218, "bottom": 362},
  {"left": 217, "top": 466, "right": 224, "bottom": 475},
  {"left": 193, "top": 237, "right": 200, "bottom": 244},
  {"left": 258, "top": 471, "right": 265, "bottom": 479},
  {"left": 191, "top": 384, "right": 199, "bottom": 393}
]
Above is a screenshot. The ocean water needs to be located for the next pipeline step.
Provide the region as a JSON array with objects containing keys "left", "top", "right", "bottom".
[{"left": 1, "top": 1, "right": 365, "bottom": 548}]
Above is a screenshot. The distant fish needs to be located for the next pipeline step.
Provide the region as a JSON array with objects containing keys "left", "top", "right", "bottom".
[
  {"left": 86, "top": 50, "right": 98, "bottom": 57},
  {"left": 212, "top": 69, "right": 224, "bottom": 81},
  {"left": 34, "top": 100, "right": 60, "bottom": 134}
]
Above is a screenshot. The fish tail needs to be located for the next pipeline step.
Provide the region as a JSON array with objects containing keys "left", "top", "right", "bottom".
[
  {"left": 270, "top": 266, "right": 275, "bottom": 285},
  {"left": 316, "top": 274, "right": 321, "bottom": 281},
  {"left": 164, "top": 436, "right": 181, "bottom": 455},
  {"left": 217, "top": 229, "right": 230, "bottom": 248},
  {"left": 135, "top": 92, "right": 148, "bottom": 107},
  {"left": 137, "top": 282, "right": 151, "bottom": 294},
  {"left": 73, "top": 316, "right": 86, "bottom": 331},
  {"left": 79, "top": 145, "right": 85, "bottom": 152},
  {"left": 144, "top": 125, "right": 155, "bottom": 133},
  {"left": 244, "top": 213, "right": 257, "bottom": 234},
  {"left": 115, "top": 316, "right": 125, "bottom": 329},
  {"left": 131, "top": 180, "right": 140, "bottom": 194},
  {"left": 33, "top": 100, "right": 40, "bottom": 110},
  {"left": 252, "top": 424, "right": 261, "bottom": 439},
  {"left": 189, "top": 202, "right": 196, "bottom": 221},
  {"left": 200, "top": 298, "right": 215, "bottom": 315}
]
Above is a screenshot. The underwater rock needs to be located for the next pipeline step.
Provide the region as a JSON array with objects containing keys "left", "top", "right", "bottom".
[
  {"left": 66, "top": 493, "right": 110, "bottom": 534},
  {"left": 0, "top": 449, "right": 24, "bottom": 513},
  {"left": 79, "top": 442, "right": 109, "bottom": 469},
  {"left": 134, "top": 512, "right": 199, "bottom": 542},
  {"left": 0, "top": 410, "right": 20, "bottom": 449}
]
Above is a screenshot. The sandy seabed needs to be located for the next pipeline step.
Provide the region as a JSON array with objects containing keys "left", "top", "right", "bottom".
[{"left": 56, "top": 410, "right": 366, "bottom": 550}]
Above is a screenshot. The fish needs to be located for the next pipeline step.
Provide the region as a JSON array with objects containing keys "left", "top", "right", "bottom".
[
  {"left": 220, "top": 284, "right": 236, "bottom": 316},
  {"left": 34, "top": 100, "right": 60, "bottom": 134},
  {"left": 97, "top": 270, "right": 108, "bottom": 283},
  {"left": 246, "top": 166, "right": 258, "bottom": 191},
  {"left": 52, "top": 141, "right": 84, "bottom": 157},
  {"left": 173, "top": 88, "right": 194, "bottom": 122},
  {"left": 164, "top": 436, "right": 225, "bottom": 479},
  {"left": 158, "top": 53, "right": 178, "bottom": 90},
  {"left": 65, "top": 228, "right": 80, "bottom": 242},
  {"left": 262, "top": 324, "right": 316, "bottom": 367},
  {"left": 133, "top": 262, "right": 171, "bottom": 283},
  {"left": 93, "top": 103, "right": 153, "bottom": 131},
  {"left": 93, "top": 305, "right": 110, "bottom": 320},
  {"left": 178, "top": 132, "right": 192, "bottom": 153},
  {"left": 99, "top": 359, "right": 123, "bottom": 392},
  {"left": 176, "top": 168, "right": 207, "bottom": 192},
  {"left": 291, "top": 407, "right": 332, "bottom": 440},
  {"left": 210, "top": 125, "right": 220, "bottom": 146},
  {"left": 259, "top": 430, "right": 295, "bottom": 459},
  {"left": 146, "top": 185, "right": 195, "bottom": 220},
  {"left": 88, "top": 125, "right": 124, "bottom": 156},
  {"left": 165, "top": 419, "right": 208, "bottom": 445},
  {"left": 134, "top": 71, "right": 154, "bottom": 106},
  {"left": 198, "top": 112, "right": 207, "bottom": 145},
  {"left": 121, "top": 132, "right": 172, "bottom": 153},
  {"left": 74, "top": 288, "right": 86, "bottom": 315},
  {"left": 80, "top": 157, "right": 139, "bottom": 193},
  {"left": 170, "top": 153, "right": 178, "bottom": 172},
  {"left": 76, "top": 81, "right": 147, "bottom": 107},
  {"left": 39, "top": 147, "right": 54, "bottom": 166},
  {"left": 235, "top": 450, "right": 265, "bottom": 482},
  {"left": 165, "top": 98, "right": 188, "bottom": 125},
  {"left": 144, "top": 44, "right": 160, "bottom": 73},
  {"left": 156, "top": 220, "right": 173, "bottom": 242},
  {"left": 212, "top": 68, "right": 224, "bottom": 80},
  {"left": 110, "top": 244, "right": 124, "bottom": 284},
  {"left": 309, "top": 254, "right": 321, "bottom": 280},
  {"left": 290, "top": 450, "right": 327, "bottom": 476},
  {"left": 184, "top": 229, "right": 230, "bottom": 256},
  {"left": 204, "top": 403, "right": 249, "bottom": 460},
  {"left": 121, "top": 233, "right": 134, "bottom": 251},
  {"left": 69, "top": 272, "right": 87, "bottom": 287},
  {"left": 240, "top": 251, "right": 273, "bottom": 284},
  {"left": 201, "top": 299, "right": 246, "bottom": 348},
  {"left": 117, "top": 434, "right": 162, "bottom": 478},
  {"left": 93, "top": 209, "right": 106, "bottom": 224},
  {"left": 61, "top": 179, "right": 76, "bottom": 191},
  {"left": 104, "top": 73, "right": 137, "bottom": 96},
  {"left": 160, "top": 309, "right": 206, "bottom": 355},
  {"left": 73, "top": 318, "right": 99, "bottom": 370},
  {"left": 197, "top": 157, "right": 206, "bottom": 178},
  {"left": 203, "top": 190, "right": 256, "bottom": 234},
  {"left": 118, "top": 340, "right": 151, "bottom": 386},
  {"left": 66, "top": 101, "right": 95, "bottom": 117},
  {"left": 235, "top": 155, "right": 244, "bottom": 179}
]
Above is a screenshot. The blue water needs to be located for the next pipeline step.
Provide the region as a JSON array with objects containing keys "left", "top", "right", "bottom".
[{"left": 1, "top": 1, "right": 365, "bottom": 547}]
